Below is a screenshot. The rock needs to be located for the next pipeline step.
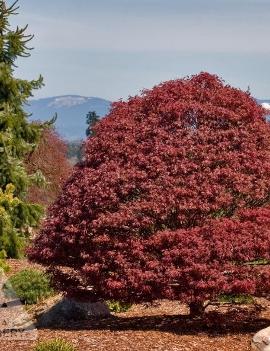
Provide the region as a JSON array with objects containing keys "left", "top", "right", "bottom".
[
  {"left": 37, "top": 298, "right": 111, "bottom": 327},
  {"left": 252, "top": 326, "right": 270, "bottom": 351},
  {"left": 0, "top": 271, "right": 37, "bottom": 341}
]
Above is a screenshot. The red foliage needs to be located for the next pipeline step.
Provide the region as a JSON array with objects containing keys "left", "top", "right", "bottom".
[
  {"left": 26, "top": 128, "right": 71, "bottom": 207},
  {"left": 28, "top": 73, "right": 270, "bottom": 309}
]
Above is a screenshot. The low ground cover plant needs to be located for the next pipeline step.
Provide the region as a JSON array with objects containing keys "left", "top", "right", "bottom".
[
  {"left": 218, "top": 294, "right": 254, "bottom": 305},
  {"left": 106, "top": 300, "right": 132, "bottom": 313}
]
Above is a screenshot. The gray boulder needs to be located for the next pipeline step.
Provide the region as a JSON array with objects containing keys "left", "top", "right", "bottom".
[
  {"left": 252, "top": 327, "right": 270, "bottom": 351},
  {"left": 37, "top": 298, "right": 110, "bottom": 327}
]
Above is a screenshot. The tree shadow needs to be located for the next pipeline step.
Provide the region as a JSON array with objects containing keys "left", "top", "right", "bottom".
[{"left": 37, "top": 302, "right": 270, "bottom": 336}]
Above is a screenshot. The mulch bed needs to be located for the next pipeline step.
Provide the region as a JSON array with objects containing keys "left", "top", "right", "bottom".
[{"left": 2, "top": 259, "right": 269, "bottom": 351}]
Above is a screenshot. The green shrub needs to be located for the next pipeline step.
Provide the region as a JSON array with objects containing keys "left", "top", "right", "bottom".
[
  {"left": 218, "top": 294, "right": 254, "bottom": 304},
  {"left": 4, "top": 268, "right": 54, "bottom": 304},
  {"left": 106, "top": 300, "right": 132, "bottom": 313},
  {"left": 33, "top": 339, "right": 75, "bottom": 351},
  {"left": 0, "top": 250, "right": 10, "bottom": 273},
  {"left": 0, "top": 259, "right": 10, "bottom": 273}
]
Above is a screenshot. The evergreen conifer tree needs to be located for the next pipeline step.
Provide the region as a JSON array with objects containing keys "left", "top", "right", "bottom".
[
  {"left": 0, "top": 0, "right": 45, "bottom": 257},
  {"left": 86, "top": 111, "right": 100, "bottom": 137}
]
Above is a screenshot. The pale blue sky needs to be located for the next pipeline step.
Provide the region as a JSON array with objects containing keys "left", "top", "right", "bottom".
[{"left": 10, "top": 0, "right": 270, "bottom": 100}]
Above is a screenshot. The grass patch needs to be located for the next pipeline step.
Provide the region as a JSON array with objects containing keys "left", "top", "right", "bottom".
[{"left": 33, "top": 338, "right": 76, "bottom": 351}]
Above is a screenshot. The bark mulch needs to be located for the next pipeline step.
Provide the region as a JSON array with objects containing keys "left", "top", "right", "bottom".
[{"left": 1, "top": 259, "right": 269, "bottom": 351}]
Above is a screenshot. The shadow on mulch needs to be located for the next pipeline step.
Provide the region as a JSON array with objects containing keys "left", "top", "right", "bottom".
[{"left": 38, "top": 307, "right": 270, "bottom": 336}]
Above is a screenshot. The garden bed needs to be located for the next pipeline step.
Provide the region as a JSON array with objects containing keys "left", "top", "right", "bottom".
[{"left": 2, "top": 259, "right": 269, "bottom": 351}]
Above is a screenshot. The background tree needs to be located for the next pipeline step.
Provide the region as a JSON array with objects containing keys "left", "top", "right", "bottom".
[
  {"left": 86, "top": 111, "right": 100, "bottom": 137},
  {"left": 0, "top": 1, "right": 45, "bottom": 257},
  {"left": 26, "top": 127, "right": 72, "bottom": 207},
  {"left": 29, "top": 73, "right": 270, "bottom": 316},
  {"left": 66, "top": 139, "right": 83, "bottom": 164}
]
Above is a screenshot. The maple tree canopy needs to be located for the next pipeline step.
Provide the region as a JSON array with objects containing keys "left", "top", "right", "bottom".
[{"left": 28, "top": 73, "right": 270, "bottom": 314}]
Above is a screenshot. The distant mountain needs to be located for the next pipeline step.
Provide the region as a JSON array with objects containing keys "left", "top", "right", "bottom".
[
  {"left": 25, "top": 95, "right": 111, "bottom": 140},
  {"left": 258, "top": 99, "right": 270, "bottom": 119},
  {"left": 25, "top": 96, "right": 270, "bottom": 140},
  {"left": 259, "top": 100, "right": 270, "bottom": 111}
]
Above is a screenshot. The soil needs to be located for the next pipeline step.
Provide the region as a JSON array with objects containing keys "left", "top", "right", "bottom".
[{"left": 1, "top": 259, "right": 269, "bottom": 351}]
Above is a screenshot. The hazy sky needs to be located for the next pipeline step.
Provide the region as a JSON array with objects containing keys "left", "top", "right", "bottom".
[{"left": 11, "top": 0, "right": 270, "bottom": 100}]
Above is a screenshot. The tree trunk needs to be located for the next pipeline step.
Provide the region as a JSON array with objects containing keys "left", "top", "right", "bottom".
[{"left": 189, "top": 301, "right": 205, "bottom": 318}]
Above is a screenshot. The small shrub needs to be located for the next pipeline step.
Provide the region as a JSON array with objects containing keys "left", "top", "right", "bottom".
[
  {"left": 218, "top": 294, "right": 254, "bottom": 304},
  {"left": 33, "top": 339, "right": 75, "bottom": 351},
  {"left": 0, "top": 259, "right": 10, "bottom": 273},
  {"left": 106, "top": 300, "right": 132, "bottom": 313},
  {"left": 4, "top": 268, "right": 54, "bottom": 304},
  {"left": 0, "top": 250, "right": 10, "bottom": 273}
]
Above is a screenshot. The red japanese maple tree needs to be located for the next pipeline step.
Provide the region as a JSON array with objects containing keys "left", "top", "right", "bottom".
[{"left": 28, "top": 73, "right": 270, "bottom": 316}]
